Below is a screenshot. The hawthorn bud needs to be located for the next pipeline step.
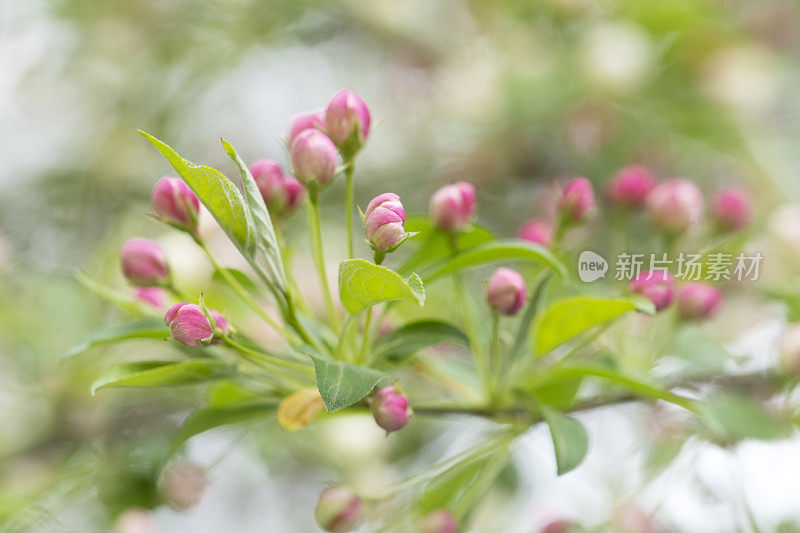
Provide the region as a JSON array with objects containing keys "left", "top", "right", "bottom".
[
  {"left": 289, "top": 109, "right": 325, "bottom": 143},
  {"left": 779, "top": 323, "right": 800, "bottom": 376},
  {"left": 676, "top": 282, "right": 722, "bottom": 321},
  {"left": 151, "top": 177, "right": 200, "bottom": 232},
  {"left": 712, "top": 187, "right": 752, "bottom": 232},
  {"left": 120, "top": 238, "right": 169, "bottom": 287},
  {"left": 249, "top": 159, "right": 305, "bottom": 217},
  {"left": 364, "top": 193, "right": 407, "bottom": 253},
  {"left": 629, "top": 270, "right": 674, "bottom": 312},
  {"left": 487, "top": 267, "right": 527, "bottom": 315},
  {"left": 290, "top": 129, "right": 338, "bottom": 186},
  {"left": 114, "top": 508, "right": 158, "bottom": 533},
  {"left": 606, "top": 165, "right": 655, "bottom": 208},
  {"left": 517, "top": 219, "right": 554, "bottom": 248},
  {"left": 370, "top": 385, "right": 412, "bottom": 432},
  {"left": 159, "top": 461, "right": 206, "bottom": 511},
  {"left": 558, "top": 177, "right": 595, "bottom": 222},
  {"left": 646, "top": 179, "right": 704, "bottom": 233},
  {"left": 134, "top": 287, "right": 168, "bottom": 310},
  {"left": 314, "top": 486, "right": 363, "bottom": 532},
  {"left": 419, "top": 509, "right": 459, "bottom": 533},
  {"left": 325, "top": 90, "right": 371, "bottom": 153},
  {"left": 164, "top": 302, "right": 230, "bottom": 347},
  {"left": 429, "top": 182, "right": 476, "bottom": 233}
]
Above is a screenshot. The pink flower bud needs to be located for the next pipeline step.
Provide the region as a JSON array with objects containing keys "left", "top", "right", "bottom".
[
  {"left": 606, "top": 165, "right": 656, "bottom": 207},
  {"left": 629, "top": 270, "right": 674, "bottom": 312},
  {"left": 676, "top": 282, "right": 722, "bottom": 320},
  {"left": 645, "top": 179, "right": 704, "bottom": 233},
  {"left": 712, "top": 187, "right": 752, "bottom": 231},
  {"left": 779, "top": 323, "right": 800, "bottom": 376},
  {"left": 164, "top": 303, "right": 230, "bottom": 347},
  {"left": 159, "top": 461, "right": 206, "bottom": 511},
  {"left": 151, "top": 177, "right": 200, "bottom": 231},
  {"left": 558, "top": 177, "right": 595, "bottom": 222},
  {"left": 314, "top": 486, "right": 363, "bottom": 532},
  {"left": 419, "top": 509, "right": 459, "bottom": 533},
  {"left": 364, "top": 193, "right": 407, "bottom": 252},
  {"left": 429, "top": 182, "right": 476, "bottom": 233},
  {"left": 134, "top": 287, "right": 168, "bottom": 309},
  {"left": 370, "top": 385, "right": 412, "bottom": 432},
  {"left": 120, "top": 238, "right": 169, "bottom": 287},
  {"left": 114, "top": 508, "right": 158, "bottom": 533},
  {"left": 487, "top": 267, "right": 527, "bottom": 315},
  {"left": 290, "top": 129, "right": 338, "bottom": 186},
  {"left": 517, "top": 219, "right": 554, "bottom": 248},
  {"left": 288, "top": 109, "right": 325, "bottom": 143},
  {"left": 325, "top": 90, "right": 371, "bottom": 150},
  {"left": 249, "top": 159, "right": 306, "bottom": 216}
]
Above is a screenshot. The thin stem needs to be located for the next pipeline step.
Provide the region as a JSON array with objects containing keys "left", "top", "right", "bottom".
[
  {"left": 222, "top": 336, "right": 314, "bottom": 379},
  {"left": 275, "top": 224, "right": 312, "bottom": 316},
  {"left": 489, "top": 311, "right": 501, "bottom": 402},
  {"left": 358, "top": 307, "right": 373, "bottom": 365},
  {"left": 306, "top": 197, "right": 340, "bottom": 330},
  {"left": 344, "top": 160, "right": 355, "bottom": 259}
]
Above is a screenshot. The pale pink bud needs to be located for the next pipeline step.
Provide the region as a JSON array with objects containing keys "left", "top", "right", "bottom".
[
  {"left": 325, "top": 90, "right": 371, "bottom": 149},
  {"left": 159, "top": 461, "right": 206, "bottom": 511},
  {"left": 606, "top": 165, "right": 656, "bottom": 207},
  {"left": 712, "top": 187, "right": 752, "bottom": 231},
  {"left": 164, "top": 303, "right": 230, "bottom": 347},
  {"left": 290, "top": 129, "right": 338, "bottom": 186},
  {"left": 364, "top": 193, "right": 406, "bottom": 252},
  {"left": 778, "top": 323, "right": 800, "bottom": 376},
  {"left": 151, "top": 177, "right": 200, "bottom": 231},
  {"left": 249, "top": 159, "right": 305, "bottom": 216},
  {"left": 517, "top": 219, "right": 554, "bottom": 248},
  {"left": 676, "top": 282, "right": 722, "bottom": 320},
  {"left": 370, "top": 385, "right": 412, "bottom": 432},
  {"left": 120, "top": 238, "right": 169, "bottom": 287},
  {"left": 419, "top": 509, "right": 459, "bottom": 533},
  {"left": 487, "top": 267, "right": 527, "bottom": 315},
  {"left": 288, "top": 109, "right": 325, "bottom": 143},
  {"left": 645, "top": 179, "right": 704, "bottom": 233},
  {"left": 629, "top": 270, "right": 674, "bottom": 312},
  {"left": 114, "top": 508, "right": 158, "bottom": 533},
  {"left": 314, "top": 486, "right": 363, "bottom": 532},
  {"left": 429, "top": 182, "right": 476, "bottom": 233},
  {"left": 134, "top": 287, "right": 168, "bottom": 309},
  {"left": 558, "top": 177, "right": 595, "bottom": 222}
]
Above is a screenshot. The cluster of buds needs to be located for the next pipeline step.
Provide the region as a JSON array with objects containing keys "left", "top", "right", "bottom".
[
  {"left": 164, "top": 301, "right": 232, "bottom": 347},
  {"left": 629, "top": 271, "right": 723, "bottom": 319},
  {"left": 249, "top": 159, "right": 304, "bottom": 218}
]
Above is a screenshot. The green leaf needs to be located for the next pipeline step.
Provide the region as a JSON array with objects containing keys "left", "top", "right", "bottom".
[
  {"left": 420, "top": 240, "right": 568, "bottom": 282},
  {"left": 61, "top": 318, "right": 169, "bottom": 361},
  {"left": 75, "top": 270, "right": 154, "bottom": 316},
  {"left": 308, "top": 354, "right": 386, "bottom": 412},
  {"left": 91, "top": 360, "right": 231, "bottom": 395},
  {"left": 532, "top": 296, "right": 653, "bottom": 355},
  {"left": 400, "top": 217, "right": 494, "bottom": 275},
  {"left": 338, "top": 259, "right": 425, "bottom": 313},
  {"left": 698, "top": 392, "right": 793, "bottom": 444},
  {"left": 375, "top": 320, "right": 470, "bottom": 363},
  {"left": 531, "top": 375, "right": 584, "bottom": 409},
  {"left": 172, "top": 402, "right": 278, "bottom": 451},
  {"left": 540, "top": 403, "right": 589, "bottom": 475}
]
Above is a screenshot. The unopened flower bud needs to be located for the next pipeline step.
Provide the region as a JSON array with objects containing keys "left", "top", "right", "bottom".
[
  {"left": 419, "top": 509, "right": 459, "bottom": 533},
  {"left": 325, "top": 90, "right": 371, "bottom": 153},
  {"left": 120, "top": 238, "right": 170, "bottom": 287},
  {"left": 558, "top": 177, "right": 595, "bottom": 222},
  {"left": 712, "top": 187, "right": 752, "bottom": 231},
  {"left": 314, "top": 486, "right": 363, "bottom": 532},
  {"left": 487, "top": 267, "right": 527, "bottom": 315},
  {"left": 517, "top": 219, "right": 554, "bottom": 248},
  {"left": 249, "top": 159, "right": 305, "bottom": 217},
  {"left": 114, "top": 508, "right": 158, "bottom": 533},
  {"left": 646, "top": 179, "right": 704, "bottom": 233},
  {"left": 151, "top": 177, "right": 200, "bottom": 232},
  {"left": 429, "top": 182, "right": 476, "bottom": 233},
  {"left": 134, "top": 287, "right": 168, "bottom": 309},
  {"left": 606, "top": 165, "right": 655, "bottom": 207},
  {"left": 364, "top": 193, "right": 407, "bottom": 253},
  {"left": 370, "top": 385, "right": 412, "bottom": 432},
  {"left": 629, "top": 270, "right": 674, "bottom": 312},
  {"left": 164, "top": 302, "right": 230, "bottom": 347},
  {"left": 290, "top": 129, "right": 338, "bottom": 186},
  {"left": 289, "top": 109, "right": 325, "bottom": 143},
  {"left": 779, "top": 323, "right": 800, "bottom": 375},
  {"left": 676, "top": 282, "right": 722, "bottom": 320},
  {"left": 159, "top": 461, "right": 206, "bottom": 511}
]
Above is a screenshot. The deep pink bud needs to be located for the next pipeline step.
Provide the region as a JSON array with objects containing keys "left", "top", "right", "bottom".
[
  {"left": 646, "top": 179, "right": 704, "bottom": 233},
  {"left": 371, "top": 385, "right": 412, "bottom": 432},
  {"left": 134, "top": 287, "right": 168, "bottom": 309},
  {"left": 249, "top": 159, "right": 305, "bottom": 216},
  {"left": 314, "top": 486, "right": 363, "bottom": 532},
  {"left": 164, "top": 303, "right": 230, "bottom": 347},
  {"left": 288, "top": 109, "right": 325, "bottom": 143},
  {"left": 364, "top": 193, "right": 407, "bottom": 252},
  {"left": 606, "top": 165, "right": 655, "bottom": 207},
  {"left": 487, "top": 267, "right": 527, "bottom": 315},
  {"left": 676, "top": 282, "right": 722, "bottom": 320},
  {"left": 151, "top": 177, "right": 201, "bottom": 231},
  {"left": 629, "top": 270, "right": 674, "bottom": 312},
  {"left": 712, "top": 187, "right": 752, "bottom": 231},
  {"left": 419, "top": 509, "right": 459, "bottom": 533},
  {"left": 558, "top": 177, "right": 595, "bottom": 222},
  {"left": 120, "top": 238, "right": 169, "bottom": 287},
  {"left": 430, "top": 182, "right": 476, "bottom": 233},
  {"left": 290, "top": 129, "right": 338, "bottom": 186},
  {"left": 325, "top": 90, "right": 371, "bottom": 149},
  {"left": 517, "top": 219, "right": 554, "bottom": 248}
]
